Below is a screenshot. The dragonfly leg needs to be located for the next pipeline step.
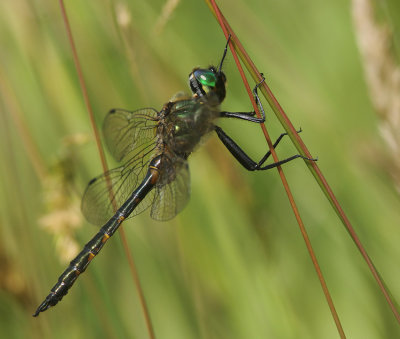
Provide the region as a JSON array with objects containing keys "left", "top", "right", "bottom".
[
  {"left": 220, "top": 74, "right": 266, "bottom": 123},
  {"left": 214, "top": 126, "right": 315, "bottom": 171}
]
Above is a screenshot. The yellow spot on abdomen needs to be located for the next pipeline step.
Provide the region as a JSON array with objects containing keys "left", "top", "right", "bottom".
[
  {"left": 101, "top": 234, "right": 110, "bottom": 243},
  {"left": 88, "top": 252, "right": 95, "bottom": 262}
]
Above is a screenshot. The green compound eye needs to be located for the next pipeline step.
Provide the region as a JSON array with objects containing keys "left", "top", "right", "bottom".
[{"left": 194, "top": 69, "right": 216, "bottom": 87}]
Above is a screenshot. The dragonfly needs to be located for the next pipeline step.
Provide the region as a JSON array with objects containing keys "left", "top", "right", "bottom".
[{"left": 34, "top": 37, "right": 315, "bottom": 316}]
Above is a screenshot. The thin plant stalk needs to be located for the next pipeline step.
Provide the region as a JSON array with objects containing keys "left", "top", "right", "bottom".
[
  {"left": 206, "top": 0, "right": 400, "bottom": 328},
  {"left": 206, "top": 1, "right": 346, "bottom": 337},
  {"left": 58, "top": 1, "right": 156, "bottom": 338}
]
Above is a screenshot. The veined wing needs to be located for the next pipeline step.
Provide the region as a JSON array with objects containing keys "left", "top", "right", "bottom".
[
  {"left": 150, "top": 157, "right": 190, "bottom": 221},
  {"left": 103, "top": 108, "right": 159, "bottom": 163},
  {"left": 81, "top": 140, "right": 157, "bottom": 225}
]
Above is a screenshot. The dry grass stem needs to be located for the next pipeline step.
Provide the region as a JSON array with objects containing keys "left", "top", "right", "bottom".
[
  {"left": 352, "top": 0, "right": 400, "bottom": 192},
  {"left": 153, "top": 0, "right": 180, "bottom": 34}
]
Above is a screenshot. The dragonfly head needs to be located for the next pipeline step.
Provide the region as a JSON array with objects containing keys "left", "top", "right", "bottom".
[{"left": 189, "top": 66, "right": 226, "bottom": 103}]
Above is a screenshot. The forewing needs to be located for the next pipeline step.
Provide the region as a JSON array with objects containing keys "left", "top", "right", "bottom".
[
  {"left": 103, "top": 108, "right": 158, "bottom": 163},
  {"left": 81, "top": 141, "right": 157, "bottom": 225},
  {"left": 150, "top": 159, "right": 190, "bottom": 221}
]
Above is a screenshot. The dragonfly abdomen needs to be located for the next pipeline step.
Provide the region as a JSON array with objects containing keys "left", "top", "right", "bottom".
[
  {"left": 33, "top": 216, "right": 122, "bottom": 316},
  {"left": 33, "top": 156, "right": 162, "bottom": 316}
]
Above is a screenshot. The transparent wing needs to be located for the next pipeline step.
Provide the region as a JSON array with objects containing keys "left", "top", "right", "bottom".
[
  {"left": 81, "top": 138, "right": 157, "bottom": 225},
  {"left": 150, "top": 158, "right": 190, "bottom": 221},
  {"left": 103, "top": 108, "right": 158, "bottom": 163}
]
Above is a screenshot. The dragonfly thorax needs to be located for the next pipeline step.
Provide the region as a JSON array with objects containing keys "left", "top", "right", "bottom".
[{"left": 189, "top": 66, "right": 226, "bottom": 103}]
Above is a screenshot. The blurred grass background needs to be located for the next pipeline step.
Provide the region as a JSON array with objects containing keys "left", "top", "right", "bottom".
[{"left": 1, "top": 0, "right": 400, "bottom": 338}]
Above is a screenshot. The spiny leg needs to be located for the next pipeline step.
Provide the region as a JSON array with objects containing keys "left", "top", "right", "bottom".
[
  {"left": 214, "top": 126, "right": 315, "bottom": 171},
  {"left": 220, "top": 74, "right": 266, "bottom": 123},
  {"left": 257, "top": 128, "right": 302, "bottom": 168}
]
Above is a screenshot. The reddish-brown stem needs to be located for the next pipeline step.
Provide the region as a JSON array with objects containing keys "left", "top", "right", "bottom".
[
  {"left": 58, "top": 1, "right": 155, "bottom": 338},
  {"left": 211, "top": 6, "right": 400, "bottom": 327},
  {"left": 117, "top": 227, "right": 156, "bottom": 339},
  {"left": 207, "top": 1, "right": 346, "bottom": 337}
]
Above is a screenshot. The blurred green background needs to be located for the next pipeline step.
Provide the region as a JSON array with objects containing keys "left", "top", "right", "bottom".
[{"left": 1, "top": 0, "right": 400, "bottom": 338}]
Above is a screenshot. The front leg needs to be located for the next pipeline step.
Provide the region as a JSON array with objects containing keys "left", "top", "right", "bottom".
[{"left": 220, "top": 74, "right": 266, "bottom": 123}]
